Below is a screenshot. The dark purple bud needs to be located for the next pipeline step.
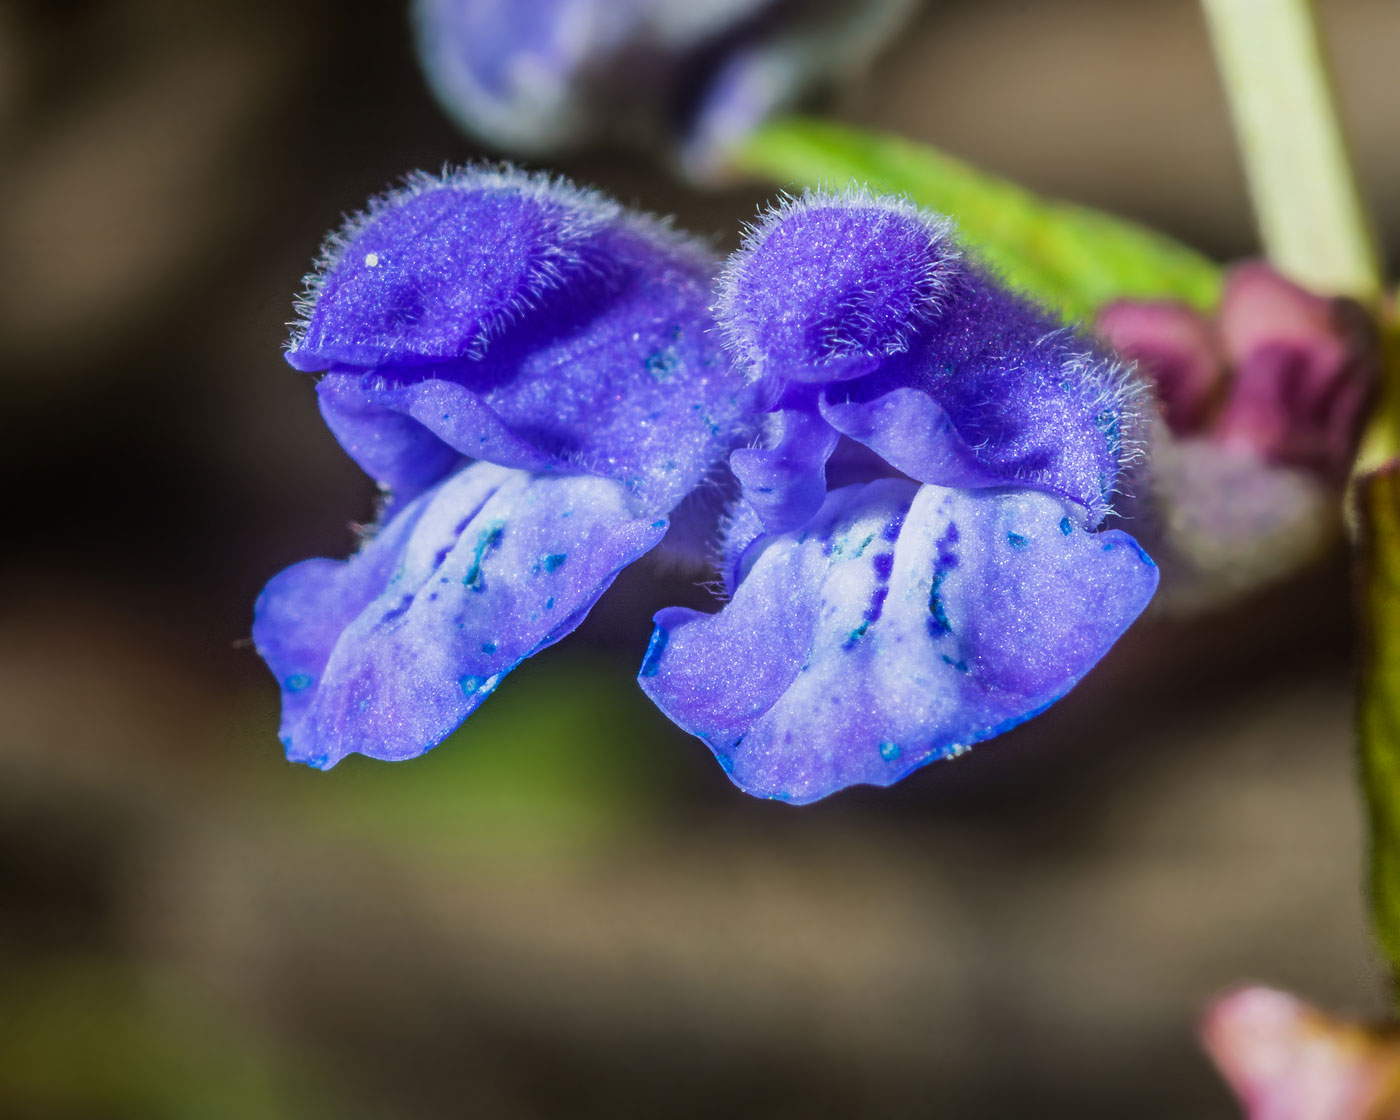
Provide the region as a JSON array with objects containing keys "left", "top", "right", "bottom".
[{"left": 1214, "top": 261, "right": 1378, "bottom": 480}]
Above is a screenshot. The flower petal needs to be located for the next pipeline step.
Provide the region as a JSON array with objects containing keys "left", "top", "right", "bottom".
[
  {"left": 412, "top": 0, "right": 638, "bottom": 153},
  {"left": 718, "top": 190, "right": 959, "bottom": 381},
  {"left": 253, "top": 499, "right": 434, "bottom": 738},
  {"left": 640, "top": 478, "right": 1158, "bottom": 802},
  {"left": 254, "top": 460, "right": 667, "bottom": 768},
  {"left": 316, "top": 373, "right": 552, "bottom": 499},
  {"left": 717, "top": 192, "right": 1146, "bottom": 526},
  {"left": 288, "top": 168, "right": 619, "bottom": 371},
  {"left": 289, "top": 168, "right": 745, "bottom": 512},
  {"left": 728, "top": 406, "right": 841, "bottom": 532},
  {"left": 818, "top": 385, "right": 1021, "bottom": 500}
]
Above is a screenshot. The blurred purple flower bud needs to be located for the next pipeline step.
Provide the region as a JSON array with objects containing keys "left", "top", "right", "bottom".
[
  {"left": 1203, "top": 987, "right": 1400, "bottom": 1120},
  {"left": 1098, "top": 262, "right": 1376, "bottom": 481},
  {"left": 256, "top": 168, "right": 748, "bottom": 767},
  {"left": 412, "top": 0, "right": 917, "bottom": 180},
  {"left": 639, "top": 190, "right": 1159, "bottom": 802},
  {"left": 1097, "top": 262, "right": 1378, "bottom": 612}
]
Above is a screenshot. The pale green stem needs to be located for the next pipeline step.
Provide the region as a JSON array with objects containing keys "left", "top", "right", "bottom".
[{"left": 1201, "top": 0, "right": 1382, "bottom": 301}]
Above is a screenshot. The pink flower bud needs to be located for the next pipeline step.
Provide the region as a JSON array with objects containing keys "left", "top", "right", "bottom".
[{"left": 1202, "top": 986, "right": 1400, "bottom": 1120}]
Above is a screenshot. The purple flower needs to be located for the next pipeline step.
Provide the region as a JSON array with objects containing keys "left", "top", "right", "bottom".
[
  {"left": 638, "top": 191, "right": 1160, "bottom": 803},
  {"left": 255, "top": 168, "right": 747, "bottom": 768},
  {"left": 412, "top": 0, "right": 916, "bottom": 180},
  {"left": 1097, "top": 263, "right": 1378, "bottom": 612}
]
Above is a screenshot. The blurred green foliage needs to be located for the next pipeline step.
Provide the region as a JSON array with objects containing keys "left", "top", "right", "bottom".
[
  {"left": 738, "top": 117, "right": 1223, "bottom": 321},
  {"left": 0, "top": 961, "right": 341, "bottom": 1119},
  {"left": 256, "top": 653, "right": 689, "bottom": 865},
  {"left": 1357, "top": 323, "right": 1400, "bottom": 989}
]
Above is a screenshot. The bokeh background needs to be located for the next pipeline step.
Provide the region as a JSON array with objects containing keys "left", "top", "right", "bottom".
[{"left": 4, "top": 1, "right": 1400, "bottom": 1115}]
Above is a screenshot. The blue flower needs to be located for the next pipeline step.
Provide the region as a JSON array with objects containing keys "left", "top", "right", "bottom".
[
  {"left": 411, "top": 0, "right": 916, "bottom": 180},
  {"left": 638, "top": 191, "right": 1161, "bottom": 802},
  {"left": 255, "top": 167, "right": 747, "bottom": 768},
  {"left": 255, "top": 175, "right": 1159, "bottom": 800}
]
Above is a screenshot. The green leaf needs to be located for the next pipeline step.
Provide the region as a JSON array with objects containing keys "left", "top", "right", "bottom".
[
  {"left": 1357, "top": 457, "right": 1400, "bottom": 981},
  {"left": 735, "top": 117, "right": 1222, "bottom": 321},
  {"left": 1357, "top": 321, "right": 1400, "bottom": 989}
]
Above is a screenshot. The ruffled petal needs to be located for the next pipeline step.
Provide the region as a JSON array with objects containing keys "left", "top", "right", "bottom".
[
  {"left": 253, "top": 500, "right": 433, "bottom": 738},
  {"left": 728, "top": 406, "right": 841, "bottom": 532},
  {"left": 640, "top": 478, "right": 1158, "bottom": 803},
  {"left": 818, "top": 385, "right": 1021, "bottom": 504},
  {"left": 317, "top": 373, "right": 552, "bottom": 499},
  {"left": 254, "top": 460, "right": 667, "bottom": 768}
]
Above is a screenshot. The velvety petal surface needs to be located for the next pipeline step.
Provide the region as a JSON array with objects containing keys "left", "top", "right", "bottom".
[
  {"left": 287, "top": 168, "right": 619, "bottom": 371},
  {"left": 640, "top": 478, "right": 1158, "bottom": 803},
  {"left": 719, "top": 191, "right": 959, "bottom": 381},
  {"left": 717, "top": 192, "right": 1145, "bottom": 527},
  {"left": 255, "top": 460, "right": 667, "bottom": 768},
  {"left": 287, "top": 168, "right": 744, "bottom": 512}
]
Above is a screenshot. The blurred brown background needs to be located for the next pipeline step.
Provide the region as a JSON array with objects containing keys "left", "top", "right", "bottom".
[{"left": 2, "top": 1, "right": 1398, "bottom": 1116}]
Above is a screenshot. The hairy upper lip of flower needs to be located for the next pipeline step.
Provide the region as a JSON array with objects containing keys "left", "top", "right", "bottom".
[{"left": 714, "top": 188, "right": 1150, "bottom": 535}]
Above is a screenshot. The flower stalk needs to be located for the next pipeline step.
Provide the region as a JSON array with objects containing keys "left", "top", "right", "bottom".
[
  {"left": 1201, "top": 0, "right": 1381, "bottom": 303},
  {"left": 1205, "top": 0, "right": 1400, "bottom": 997}
]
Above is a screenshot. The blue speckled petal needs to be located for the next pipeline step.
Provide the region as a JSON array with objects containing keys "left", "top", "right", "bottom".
[
  {"left": 254, "top": 460, "right": 668, "bottom": 768},
  {"left": 640, "top": 478, "right": 1158, "bottom": 803},
  {"left": 253, "top": 500, "right": 434, "bottom": 739},
  {"left": 289, "top": 168, "right": 745, "bottom": 513}
]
